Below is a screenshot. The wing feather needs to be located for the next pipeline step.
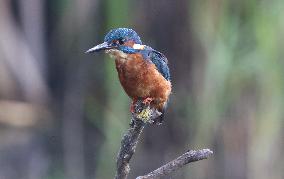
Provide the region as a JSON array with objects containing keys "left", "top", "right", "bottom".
[{"left": 141, "top": 47, "right": 170, "bottom": 81}]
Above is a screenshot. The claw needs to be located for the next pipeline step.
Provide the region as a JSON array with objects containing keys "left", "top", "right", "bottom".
[
  {"left": 130, "top": 98, "right": 138, "bottom": 113},
  {"left": 142, "top": 97, "right": 153, "bottom": 105},
  {"left": 130, "top": 104, "right": 135, "bottom": 113}
]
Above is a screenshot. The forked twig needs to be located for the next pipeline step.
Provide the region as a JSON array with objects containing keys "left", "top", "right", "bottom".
[
  {"left": 136, "top": 149, "right": 213, "bottom": 179},
  {"left": 114, "top": 100, "right": 213, "bottom": 179},
  {"left": 115, "top": 100, "right": 158, "bottom": 179}
]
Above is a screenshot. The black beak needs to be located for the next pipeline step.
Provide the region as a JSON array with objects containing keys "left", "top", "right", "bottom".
[{"left": 85, "top": 42, "right": 113, "bottom": 53}]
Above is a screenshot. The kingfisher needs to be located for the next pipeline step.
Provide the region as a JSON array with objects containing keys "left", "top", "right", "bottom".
[{"left": 86, "top": 28, "right": 171, "bottom": 123}]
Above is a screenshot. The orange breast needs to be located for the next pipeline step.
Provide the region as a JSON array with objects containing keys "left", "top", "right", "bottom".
[{"left": 115, "top": 54, "right": 171, "bottom": 110}]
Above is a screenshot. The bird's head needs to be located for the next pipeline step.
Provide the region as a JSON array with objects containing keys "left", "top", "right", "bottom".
[{"left": 86, "top": 28, "right": 145, "bottom": 57}]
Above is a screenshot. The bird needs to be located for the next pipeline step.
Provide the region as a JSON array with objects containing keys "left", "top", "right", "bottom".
[{"left": 86, "top": 28, "right": 171, "bottom": 123}]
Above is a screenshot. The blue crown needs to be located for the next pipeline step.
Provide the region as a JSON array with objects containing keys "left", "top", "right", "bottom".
[{"left": 104, "top": 28, "right": 142, "bottom": 44}]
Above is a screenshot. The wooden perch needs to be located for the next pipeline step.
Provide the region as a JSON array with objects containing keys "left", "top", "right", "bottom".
[
  {"left": 115, "top": 119, "right": 145, "bottom": 179},
  {"left": 115, "top": 100, "right": 159, "bottom": 179},
  {"left": 114, "top": 100, "right": 213, "bottom": 179},
  {"left": 136, "top": 149, "right": 213, "bottom": 179}
]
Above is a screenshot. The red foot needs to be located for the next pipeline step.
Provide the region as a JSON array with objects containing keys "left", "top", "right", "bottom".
[
  {"left": 130, "top": 103, "right": 135, "bottom": 113},
  {"left": 142, "top": 97, "right": 153, "bottom": 105},
  {"left": 130, "top": 98, "right": 138, "bottom": 113}
]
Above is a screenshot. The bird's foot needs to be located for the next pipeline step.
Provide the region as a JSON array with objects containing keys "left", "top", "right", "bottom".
[
  {"left": 130, "top": 98, "right": 138, "bottom": 113},
  {"left": 130, "top": 99, "right": 162, "bottom": 125},
  {"left": 142, "top": 97, "right": 153, "bottom": 106},
  {"left": 130, "top": 104, "right": 135, "bottom": 113}
]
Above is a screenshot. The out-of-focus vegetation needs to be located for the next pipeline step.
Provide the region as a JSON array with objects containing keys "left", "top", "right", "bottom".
[{"left": 0, "top": 0, "right": 283, "bottom": 179}]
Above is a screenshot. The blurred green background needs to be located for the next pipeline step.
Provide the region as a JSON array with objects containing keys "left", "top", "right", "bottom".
[{"left": 0, "top": 0, "right": 283, "bottom": 179}]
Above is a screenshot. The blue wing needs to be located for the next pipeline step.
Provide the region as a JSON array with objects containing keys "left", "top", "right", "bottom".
[{"left": 141, "top": 47, "right": 170, "bottom": 81}]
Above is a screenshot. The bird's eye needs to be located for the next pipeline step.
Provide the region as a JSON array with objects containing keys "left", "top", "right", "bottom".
[
  {"left": 112, "top": 39, "right": 125, "bottom": 46},
  {"left": 118, "top": 38, "right": 125, "bottom": 45}
]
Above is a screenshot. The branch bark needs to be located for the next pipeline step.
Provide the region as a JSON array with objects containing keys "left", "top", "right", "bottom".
[
  {"left": 114, "top": 119, "right": 146, "bottom": 179},
  {"left": 136, "top": 149, "right": 213, "bottom": 179},
  {"left": 115, "top": 100, "right": 158, "bottom": 179},
  {"left": 114, "top": 100, "right": 213, "bottom": 179}
]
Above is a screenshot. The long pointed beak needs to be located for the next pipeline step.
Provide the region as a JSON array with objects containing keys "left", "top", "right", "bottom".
[{"left": 85, "top": 42, "right": 112, "bottom": 53}]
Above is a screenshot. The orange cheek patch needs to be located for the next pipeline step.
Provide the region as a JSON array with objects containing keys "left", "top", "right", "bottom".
[{"left": 124, "top": 40, "right": 135, "bottom": 47}]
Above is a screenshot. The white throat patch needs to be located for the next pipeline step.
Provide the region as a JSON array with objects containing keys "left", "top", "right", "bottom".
[{"left": 106, "top": 49, "right": 128, "bottom": 59}]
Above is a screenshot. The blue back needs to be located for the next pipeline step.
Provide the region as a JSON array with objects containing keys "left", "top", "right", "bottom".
[{"left": 141, "top": 46, "right": 170, "bottom": 81}]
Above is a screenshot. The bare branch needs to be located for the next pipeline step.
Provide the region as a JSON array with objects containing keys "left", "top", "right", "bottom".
[
  {"left": 115, "top": 119, "right": 145, "bottom": 179},
  {"left": 114, "top": 99, "right": 213, "bottom": 179},
  {"left": 114, "top": 100, "right": 161, "bottom": 179},
  {"left": 136, "top": 149, "right": 213, "bottom": 179}
]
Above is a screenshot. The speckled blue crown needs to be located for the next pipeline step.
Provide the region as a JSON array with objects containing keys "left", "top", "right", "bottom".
[{"left": 104, "top": 28, "right": 142, "bottom": 44}]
